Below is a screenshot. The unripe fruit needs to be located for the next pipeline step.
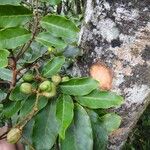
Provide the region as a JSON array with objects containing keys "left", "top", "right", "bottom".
[
  {"left": 7, "top": 128, "right": 22, "bottom": 144},
  {"left": 42, "top": 83, "right": 56, "bottom": 98},
  {"left": 20, "top": 83, "right": 32, "bottom": 94},
  {"left": 51, "top": 74, "right": 61, "bottom": 85},
  {"left": 39, "top": 81, "right": 52, "bottom": 91},
  {"left": 48, "top": 47, "right": 55, "bottom": 53},
  {"left": 23, "top": 73, "right": 34, "bottom": 82},
  {"left": 62, "top": 76, "right": 70, "bottom": 82}
]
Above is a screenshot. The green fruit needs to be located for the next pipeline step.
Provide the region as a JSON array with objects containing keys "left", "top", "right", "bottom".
[
  {"left": 23, "top": 73, "right": 34, "bottom": 82},
  {"left": 20, "top": 83, "right": 32, "bottom": 94},
  {"left": 62, "top": 76, "right": 70, "bottom": 82},
  {"left": 7, "top": 128, "right": 22, "bottom": 144},
  {"left": 42, "top": 83, "right": 56, "bottom": 98},
  {"left": 51, "top": 74, "right": 61, "bottom": 85},
  {"left": 48, "top": 47, "right": 55, "bottom": 53},
  {"left": 39, "top": 80, "right": 52, "bottom": 91}
]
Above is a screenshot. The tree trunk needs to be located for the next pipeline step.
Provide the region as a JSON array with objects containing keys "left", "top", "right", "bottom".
[{"left": 73, "top": 0, "right": 150, "bottom": 149}]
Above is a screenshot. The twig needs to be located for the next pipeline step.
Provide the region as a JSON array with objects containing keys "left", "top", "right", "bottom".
[
  {"left": 16, "top": 0, "right": 39, "bottom": 60},
  {"left": 15, "top": 91, "right": 40, "bottom": 128},
  {"left": 0, "top": 131, "right": 9, "bottom": 140},
  {"left": 22, "top": 135, "right": 35, "bottom": 150},
  {"left": 9, "top": 50, "right": 17, "bottom": 90}
]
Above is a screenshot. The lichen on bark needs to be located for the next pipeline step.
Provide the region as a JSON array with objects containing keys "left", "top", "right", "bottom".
[{"left": 73, "top": 0, "right": 150, "bottom": 149}]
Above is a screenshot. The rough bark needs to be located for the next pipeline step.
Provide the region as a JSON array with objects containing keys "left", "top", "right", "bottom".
[{"left": 72, "top": 0, "right": 150, "bottom": 149}]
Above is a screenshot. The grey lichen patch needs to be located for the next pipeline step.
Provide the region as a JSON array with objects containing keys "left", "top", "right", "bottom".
[
  {"left": 124, "top": 84, "right": 150, "bottom": 104},
  {"left": 93, "top": 18, "right": 120, "bottom": 42},
  {"left": 141, "top": 46, "right": 150, "bottom": 61}
]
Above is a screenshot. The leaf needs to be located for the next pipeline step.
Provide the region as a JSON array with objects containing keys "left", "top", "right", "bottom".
[
  {"left": 0, "top": 90, "right": 7, "bottom": 102},
  {"left": 87, "top": 110, "right": 108, "bottom": 150},
  {"left": 3, "top": 101, "right": 22, "bottom": 118},
  {"left": 18, "top": 42, "right": 47, "bottom": 64},
  {"left": 0, "top": 49, "right": 10, "bottom": 68},
  {"left": 0, "top": 0, "right": 21, "bottom": 5},
  {"left": 19, "top": 95, "right": 48, "bottom": 118},
  {"left": 100, "top": 113, "right": 122, "bottom": 133},
  {"left": 40, "top": 0, "right": 61, "bottom": 5},
  {"left": 9, "top": 84, "right": 29, "bottom": 101},
  {"left": 60, "top": 77, "right": 99, "bottom": 96},
  {"left": 0, "top": 5, "right": 32, "bottom": 28},
  {"left": 0, "top": 68, "right": 12, "bottom": 81},
  {"left": 76, "top": 89, "right": 123, "bottom": 109},
  {"left": 60, "top": 104, "right": 93, "bottom": 150},
  {"left": 42, "top": 56, "right": 65, "bottom": 77},
  {"left": 0, "top": 27, "right": 31, "bottom": 49},
  {"left": 40, "top": 15, "right": 79, "bottom": 40},
  {"left": 36, "top": 32, "right": 67, "bottom": 49},
  {"left": 63, "top": 45, "right": 81, "bottom": 58},
  {"left": 23, "top": 119, "right": 35, "bottom": 144},
  {"left": 56, "top": 94, "right": 74, "bottom": 139},
  {"left": 32, "top": 101, "right": 59, "bottom": 150}
]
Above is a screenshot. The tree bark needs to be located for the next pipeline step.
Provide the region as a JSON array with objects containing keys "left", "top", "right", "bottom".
[{"left": 73, "top": 0, "right": 150, "bottom": 149}]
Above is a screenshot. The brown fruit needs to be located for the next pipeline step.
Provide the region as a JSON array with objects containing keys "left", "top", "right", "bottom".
[{"left": 90, "top": 63, "right": 113, "bottom": 90}]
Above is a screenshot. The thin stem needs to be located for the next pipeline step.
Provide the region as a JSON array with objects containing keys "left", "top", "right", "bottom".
[
  {"left": 15, "top": 91, "right": 40, "bottom": 128},
  {"left": 22, "top": 135, "right": 35, "bottom": 150},
  {"left": 0, "top": 131, "right": 8, "bottom": 140},
  {"left": 0, "top": 136, "right": 6, "bottom": 140},
  {"left": 9, "top": 50, "right": 17, "bottom": 90},
  {"left": 16, "top": 0, "right": 39, "bottom": 60}
]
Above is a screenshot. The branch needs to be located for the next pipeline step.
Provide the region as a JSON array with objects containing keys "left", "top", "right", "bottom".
[
  {"left": 9, "top": 50, "right": 17, "bottom": 90},
  {"left": 16, "top": 0, "right": 39, "bottom": 61}
]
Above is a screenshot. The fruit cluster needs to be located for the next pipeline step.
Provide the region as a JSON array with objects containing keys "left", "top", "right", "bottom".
[
  {"left": 20, "top": 72, "right": 69, "bottom": 98},
  {"left": 6, "top": 73, "right": 70, "bottom": 144}
]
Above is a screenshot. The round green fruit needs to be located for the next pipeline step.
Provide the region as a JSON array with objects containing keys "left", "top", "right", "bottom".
[
  {"left": 62, "top": 76, "right": 70, "bottom": 82},
  {"left": 7, "top": 128, "right": 22, "bottom": 144},
  {"left": 23, "top": 73, "right": 34, "bottom": 82},
  {"left": 48, "top": 47, "right": 55, "bottom": 53},
  {"left": 39, "top": 80, "right": 52, "bottom": 91},
  {"left": 20, "top": 83, "right": 32, "bottom": 94},
  {"left": 42, "top": 83, "right": 56, "bottom": 98},
  {"left": 51, "top": 74, "right": 61, "bottom": 85}
]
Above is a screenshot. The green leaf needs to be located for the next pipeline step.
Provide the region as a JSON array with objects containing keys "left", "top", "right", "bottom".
[
  {"left": 60, "top": 77, "right": 99, "bottom": 96},
  {"left": 0, "top": 90, "right": 7, "bottom": 102},
  {"left": 0, "top": 27, "right": 31, "bottom": 49},
  {"left": 100, "top": 113, "right": 122, "bottom": 133},
  {"left": 40, "top": 0, "right": 61, "bottom": 5},
  {"left": 19, "top": 95, "right": 48, "bottom": 118},
  {"left": 9, "top": 84, "right": 29, "bottom": 101},
  {"left": 76, "top": 89, "right": 123, "bottom": 109},
  {"left": 0, "top": 68, "right": 12, "bottom": 81},
  {"left": 19, "top": 42, "right": 47, "bottom": 64},
  {"left": 56, "top": 94, "right": 74, "bottom": 139},
  {"left": 63, "top": 45, "right": 81, "bottom": 58},
  {"left": 0, "top": 49, "right": 10, "bottom": 68},
  {"left": 0, "top": 0, "right": 21, "bottom": 5},
  {"left": 41, "top": 15, "right": 79, "bottom": 40},
  {"left": 0, "top": 5, "right": 32, "bottom": 28},
  {"left": 60, "top": 104, "right": 93, "bottom": 150},
  {"left": 3, "top": 101, "right": 22, "bottom": 118},
  {"left": 42, "top": 56, "right": 65, "bottom": 77},
  {"left": 23, "top": 119, "right": 35, "bottom": 144},
  {"left": 32, "top": 100, "right": 59, "bottom": 150},
  {"left": 36, "top": 32, "right": 67, "bottom": 49},
  {"left": 87, "top": 110, "right": 108, "bottom": 150}
]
